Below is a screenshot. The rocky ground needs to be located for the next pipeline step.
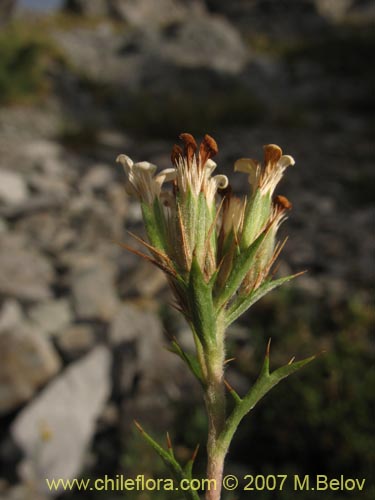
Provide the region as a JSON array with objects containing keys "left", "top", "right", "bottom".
[{"left": 0, "top": 1, "right": 374, "bottom": 499}]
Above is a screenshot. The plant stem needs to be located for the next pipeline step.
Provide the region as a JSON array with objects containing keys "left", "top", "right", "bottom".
[{"left": 204, "top": 322, "right": 226, "bottom": 500}]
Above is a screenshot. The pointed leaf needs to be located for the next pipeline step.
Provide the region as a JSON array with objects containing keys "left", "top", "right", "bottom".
[
  {"left": 226, "top": 273, "right": 301, "bottom": 326},
  {"left": 219, "top": 353, "right": 316, "bottom": 452},
  {"left": 215, "top": 229, "right": 268, "bottom": 309},
  {"left": 168, "top": 339, "right": 204, "bottom": 386},
  {"left": 134, "top": 422, "right": 200, "bottom": 500}
]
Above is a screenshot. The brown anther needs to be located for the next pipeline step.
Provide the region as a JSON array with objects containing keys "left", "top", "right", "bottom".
[
  {"left": 274, "top": 195, "right": 292, "bottom": 210},
  {"left": 263, "top": 144, "right": 282, "bottom": 165},
  {"left": 171, "top": 144, "right": 183, "bottom": 165},
  {"left": 179, "top": 133, "right": 197, "bottom": 166},
  {"left": 199, "top": 134, "right": 218, "bottom": 167}
]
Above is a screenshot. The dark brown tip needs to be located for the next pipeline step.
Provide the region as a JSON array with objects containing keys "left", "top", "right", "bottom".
[
  {"left": 203, "top": 134, "right": 219, "bottom": 156},
  {"left": 263, "top": 144, "right": 282, "bottom": 165},
  {"left": 274, "top": 195, "right": 292, "bottom": 210},
  {"left": 134, "top": 420, "right": 144, "bottom": 433},
  {"left": 191, "top": 444, "right": 200, "bottom": 462},
  {"left": 179, "top": 133, "right": 197, "bottom": 152},
  {"left": 266, "top": 338, "right": 272, "bottom": 357},
  {"left": 171, "top": 144, "right": 183, "bottom": 165},
  {"left": 179, "top": 133, "right": 197, "bottom": 166},
  {"left": 199, "top": 134, "right": 219, "bottom": 167},
  {"left": 166, "top": 432, "right": 172, "bottom": 450},
  {"left": 224, "top": 379, "right": 235, "bottom": 392}
]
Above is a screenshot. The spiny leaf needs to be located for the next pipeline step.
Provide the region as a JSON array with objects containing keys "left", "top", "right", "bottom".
[
  {"left": 184, "top": 444, "right": 200, "bottom": 479},
  {"left": 168, "top": 339, "right": 204, "bottom": 386},
  {"left": 219, "top": 350, "right": 316, "bottom": 452},
  {"left": 215, "top": 228, "right": 268, "bottom": 310},
  {"left": 224, "top": 379, "right": 242, "bottom": 404},
  {"left": 133, "top": 421, "right": 200, "bottom": 500},
  {"left": 225, "top": 273, "right": 303, "bottom": 326}
]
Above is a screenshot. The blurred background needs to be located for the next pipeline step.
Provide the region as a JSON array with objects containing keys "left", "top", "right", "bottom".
[{"left": 0, "top": 1, "right": 374, "bottom": 499}]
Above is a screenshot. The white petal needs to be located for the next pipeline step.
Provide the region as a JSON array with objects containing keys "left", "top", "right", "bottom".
[
  {"left": 278, "top": 155, "right": 295, "bottom": 168},
  {"left": 213, "top": 175, "right": 229, "bottom": 190},
  {"left": 154, "top": 168, "right": 177, "bottom": 189},
  {"left": 205, "top": 159, "right": 217, "bottom": 176},
  {"left": 234, "top": 158, "right": 258, "bottom": 174},
  {"left": 134, "top": 161, "right": 158, "bottom": 174},
  {"left": 116, "top": 154, "right": 133, "bottom": 170}
]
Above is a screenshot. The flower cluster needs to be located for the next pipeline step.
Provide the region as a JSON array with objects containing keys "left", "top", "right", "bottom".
[{"left": 117, "top": 133, "right": 296, "bottom": 343}]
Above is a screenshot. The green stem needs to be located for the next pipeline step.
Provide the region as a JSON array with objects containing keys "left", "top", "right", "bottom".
[{"left": 204, "top": 320, "right": 226, "bottom": 500}]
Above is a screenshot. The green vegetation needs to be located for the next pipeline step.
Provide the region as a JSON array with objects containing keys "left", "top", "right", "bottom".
[{"left": 0, "top": 21, "right": 65, "bottom": 105}]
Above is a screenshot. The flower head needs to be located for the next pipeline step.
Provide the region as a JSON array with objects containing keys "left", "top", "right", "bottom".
[
  {"left": 234, "top": 144, "right": 295, "bottom": 196},
  {"left": 117, "top": 135, "right": 297, "bottom": 337},
  {"left": 116, "top": 154, "right": 176, "bottom": 205}
]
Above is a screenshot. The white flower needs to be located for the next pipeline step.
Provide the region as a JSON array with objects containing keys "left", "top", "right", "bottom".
[
  {"left": 172, "top": 134, "right": 228, "bottom": 205},
  {"left": 234, "top": 144, "right": 295, "bottom": 196},
  {"left": 116, "top": 154, "right": 176, "bottom": 205}
]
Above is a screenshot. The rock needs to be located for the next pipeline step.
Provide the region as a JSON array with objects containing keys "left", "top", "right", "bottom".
[
  {"left": 64, "top": 0, "right": 206, "bottom": 25},
  {"left": 80, "top": 164, "right": 114, "bottom": 193},
  {"left": 109, "top": 302, "right": 159, "bottom": 345},
  {"left": 315, "top": 0, "right": 375, "bottom": 22},
  {"left": 110, "top": 0, "right": 206, "bottom": 27},
  {"left": 56, "top": 324, "right": 95, "bottom": 359},
  {"left": 159, "top": 15, "right": 248, "bottom": 74},
  {"left": 120, "top": 261, "right": 167, "bottom": 298},
  {"left": 0, "top": 235, "right": 54, "bottom": 302},
  {"left": 0, "top": 326, "right": 62, "bottom": 415},
  {"left": 315, "top": 0, "right": 354, "bottom": 21},
  {"left": 63, "top": 0, "right": 110, "bottom": 17},
  {"left": 71, "top": 260, "right": 119, "bottom": 320},
  {"left": 28, "top": 299, "right": 73, "bottom": 336},
  {"left": 0, "top": 217, "right": 7, "bottom": 233},
  {"left": 27, "top": 173, "right": 70, "bottom": 198},
  {"left": 0, "top": 300, "right": 23, "bottom": 334},
  {"left": 0, "top": 170, "right": 28, "bottom": 205},
  {"left": 15, "top": 213, "right": 76, "bottom": 254},
  {"left": 11, "top": 346, "right": 111, "bottom": 495},
  {"left": 67, "top": 195, "right": 124, "bottom": 246}
]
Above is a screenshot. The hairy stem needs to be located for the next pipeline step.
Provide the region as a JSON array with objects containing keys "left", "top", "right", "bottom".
[{"left": 204, "top": 322, "right": 226, "bottom": 500}]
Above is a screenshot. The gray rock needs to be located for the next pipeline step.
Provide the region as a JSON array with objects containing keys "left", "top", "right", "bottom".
[
  {"left": 0, "top": 327, "right": 62, "bottom": 415},
  {"left": 120, "top": 261, "right": 167, "bottom": 298},
  {"left": 56, "top": 324, "right": 95, "bottom": 359},
  {"left": 71, "top": 260, "right": 119, "bottom": 320},
  {"left": 110, "top": 301, "right": 159, "bottom": 345},
  {"left": 80, "top": 164, "right": 114, "bottom": 193},
  {"left": 28, "top": 299, "right": 73, "bottom": 337},
  {"left": 159, "top": 15, "right": 248, "bottom": 74},
  {"left": 110, "top": 0, "right": 206, "bottom": 27},
  {"left": 11, "top": 346, "right": 111, "bottom": 495},
  {"left": 0, "top": 235, "right": 54, "bottom": 302},
  {"left": 0, "top": 170, "right": 28, "bottom": 205},
  {"left": 0, "top": 300, "right": 23, "bottom": 333},
  {"left": 0, "top": 217, "right": 7, "bottom": 233}
]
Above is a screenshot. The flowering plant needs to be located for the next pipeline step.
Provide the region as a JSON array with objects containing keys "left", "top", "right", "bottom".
[{"left": 117, "top": 133, "right": 314, "bottom": 500}]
